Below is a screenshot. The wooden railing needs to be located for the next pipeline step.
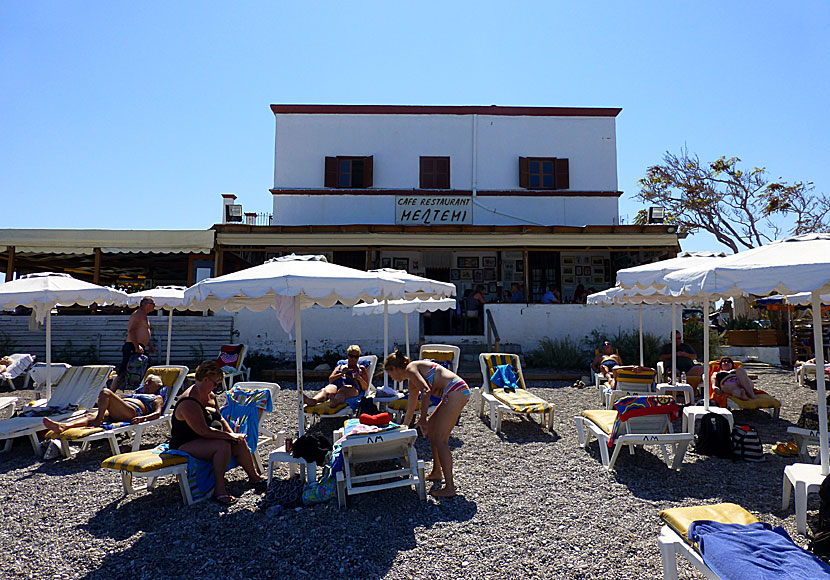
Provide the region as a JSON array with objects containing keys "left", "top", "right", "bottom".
[{"left": 486, "top": 309, "right": 500, "bottom": 353}]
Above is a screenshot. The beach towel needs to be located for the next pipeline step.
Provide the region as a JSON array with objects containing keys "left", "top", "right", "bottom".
[
  {"left": 331, "top": 418, "right": 403, "bottom": 474},
  {"left": 609, "top": 395, "right": 678, "bottom": 447},
  {"left": 688, "top": 520, "right": 830, "bottom": 579},
  {"left": 490, "top": 364, "right": 520, "bottom": 393}
]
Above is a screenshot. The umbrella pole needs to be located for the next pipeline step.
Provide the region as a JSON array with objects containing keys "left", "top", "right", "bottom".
[
  {"left": 671, "top": 303, "right": 677, "bottom": 385},
  {"left": 383, "top": 299, "right": 389, "bottom": 390},
  {"left": 405, "top": 312, "right": 410, "bottom": 360},
  {"left": 45, "top": 309, "right": 52, "bottom": 400},
  {"left": 295, "top": 297, "right": 305, "bottom": 437},
  {"left": 638, "top": 304, "right": 644, "bottom": 366},
  {"left": 166, "top": 309, "right": 173, "bottom": 365},
  {"left": 787, "top": 304, "right": 792, "bottom": 366},
  {"left": 811, "top": 292, "right": 829, "bottom": 475},
  {"left": 703, "top": 297, "right": 710, "bottom": 411}
]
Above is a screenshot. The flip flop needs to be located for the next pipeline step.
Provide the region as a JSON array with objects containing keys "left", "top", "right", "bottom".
[
  {"left": 786, "top": 441, "right": 800, "bottom": 456},
  {"left": 773, "top": 443, "right": 790, "bottom": 457},
  {"left": 213, "top": 494, "right": 237, "bottom": 505}
]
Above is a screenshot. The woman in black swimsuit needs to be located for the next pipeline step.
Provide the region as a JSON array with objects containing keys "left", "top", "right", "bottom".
[{"left": 170, "top": 360, "right": 265, "bottom": 504}]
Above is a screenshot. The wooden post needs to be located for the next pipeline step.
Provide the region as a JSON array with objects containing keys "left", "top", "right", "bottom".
[
  {"left": 214, "top": 247, "right": 223, "bottom": 278},
  {"left": 522, "top": 249, "right": 530, "bottom": 303},
  {"left": 5, "top": 246, "right": 14, "bottom": 280},
  {"left": 93, "top": 248, "right": 102, "bottom": 284}
]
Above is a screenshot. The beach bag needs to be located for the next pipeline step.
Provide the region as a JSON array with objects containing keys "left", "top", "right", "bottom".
[
  {"left": 124, "top": 354, "right": 149, "bottom": 389},
  {"left": 261, "top": 477, "right": 304, "bottom": 510},
  {"left": 358, "top": 397, "right": 380, "bottom": 416},
  {"left": 731, "top": 424, "right": 764, "bottom": 462},
  {"left": 302, "top": 463, "right": 337, "bottom": 505},
  {"left": 810, "top": 530, "right": 830, "bottom": 562},
  {"left": 695, "top": 412, "right": 732, "bottom": 458}
]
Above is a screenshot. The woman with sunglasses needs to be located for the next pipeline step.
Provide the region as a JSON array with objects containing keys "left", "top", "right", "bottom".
[
  {"left": 303, "top": 344, "right": 369, "bottom": 408},
  {"left": 169, "top": 360, "right": 265, "bottom": 504}
]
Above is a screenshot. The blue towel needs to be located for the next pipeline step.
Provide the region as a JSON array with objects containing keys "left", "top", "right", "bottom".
[
  {"left": 688, "top": 520, "right": 830, "bottom": 579},
  {"left": 490, "top": 364, "right": 520, "bottom": 393}
]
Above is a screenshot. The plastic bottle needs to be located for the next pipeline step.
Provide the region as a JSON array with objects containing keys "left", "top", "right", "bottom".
[{"left": 681, "top": 372, "right": 687, "bottom": 384}]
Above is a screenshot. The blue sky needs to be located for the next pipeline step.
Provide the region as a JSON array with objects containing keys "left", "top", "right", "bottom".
[{"left": 2, "top": 1, "right": 828, "bottom": 254}]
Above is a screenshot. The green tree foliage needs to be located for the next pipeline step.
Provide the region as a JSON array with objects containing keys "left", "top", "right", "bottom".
[{"left": 634, "top": 149, "right": 830, "bottom": 253}]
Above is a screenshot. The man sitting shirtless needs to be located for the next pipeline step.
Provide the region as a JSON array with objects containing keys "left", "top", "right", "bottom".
[{"left": 43, "top": 374, "right": 167, "bottom": 433}]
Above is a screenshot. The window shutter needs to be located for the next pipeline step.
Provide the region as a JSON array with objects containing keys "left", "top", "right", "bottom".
[
  {"left": 419, "top": 157, "right": 429, "bottom": 189},
  {"left": 363, "top": 156, "right": 373, "bottom": 188},
  {"left": 554, "top": 158, "right": 569, "bottom": 190},
  {"left": 519, "top": 157, "right": 529, "bottom": 188},
  {"left": 438, "top": 157, "right": 450, "bottom": 188},
  {"left": 324, "top": 157, "right": 338, "bottom": 188}
]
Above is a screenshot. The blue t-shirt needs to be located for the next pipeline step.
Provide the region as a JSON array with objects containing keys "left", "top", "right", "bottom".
[
  {"left": 510, "top": 291, "right": 524, "bottom": 303},
  {"left": 541, "top": 290, "right": 558, "bottom": 304}
]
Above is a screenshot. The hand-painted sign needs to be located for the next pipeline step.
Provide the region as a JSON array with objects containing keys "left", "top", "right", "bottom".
[{"left": 395, "top": 196, "right": 472, "bottom": 225}]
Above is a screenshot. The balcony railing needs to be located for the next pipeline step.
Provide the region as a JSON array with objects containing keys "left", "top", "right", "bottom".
[{"left": 244, "top": 212, "right": 273, "bottom": 226}]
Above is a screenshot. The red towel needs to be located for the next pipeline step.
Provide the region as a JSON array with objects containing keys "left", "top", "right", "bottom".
[{"left": 359, "top": 413, "right": 390, "bottom": 427}]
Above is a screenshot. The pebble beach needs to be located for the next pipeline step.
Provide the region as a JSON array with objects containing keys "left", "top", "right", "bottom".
[{"left": 0, "top": 365, "right": 824, "bottom": 579}]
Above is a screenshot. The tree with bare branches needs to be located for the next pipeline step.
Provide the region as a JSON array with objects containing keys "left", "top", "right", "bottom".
[{"left": 633, "top": 149, "right": 830, "bottom": 253}]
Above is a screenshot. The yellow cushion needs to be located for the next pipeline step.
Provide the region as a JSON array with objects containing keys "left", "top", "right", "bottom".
[
  {"left": 614, "top": 369, "right": 656, "bottom": 385},
  {"left": 146, "top": 367, "right": 183, "bottom": 387},
  {"left": 305, "top": 401, "right": 348, "bottom": 415},
  {"left": 659, "top": 503, "right": 757, "bottom": 543},
  {"left": 582, "top": 409, "right": 617, "bottom": 435},
  {"left": 492, "top": 388, "right": 551, "bottom": 414},
  {"left": 101, "top": 450, "right": 187, "bottom": 472},
  {"left": 729, "top": 393, "right": 781, "bottom": 410},
  {"left": 46, "top": 427, "right": 104, "bottom": 440},
  {"left": 388, "top": 398, "right": 419, "bottom": 411},
  {"left": 421, "top": 350, "right": 454, "bottom": 363}
]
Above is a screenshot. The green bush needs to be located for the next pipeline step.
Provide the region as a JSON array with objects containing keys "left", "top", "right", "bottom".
[
  {"left": 245, "top": 351, "right": 284, "bottom": 380},
  {"left": 682, "top": 319, "right": 724, "bottom": 361},
  {"left": 525, "top": 336, "right": 589, "bottom": 370},
  {"left": 724, "top": 315, "right": 762, "bottom": 330}
]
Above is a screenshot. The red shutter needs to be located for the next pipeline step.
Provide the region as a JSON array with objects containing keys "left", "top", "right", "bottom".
[
  {"left": 438, "top": 157, "right": 450, "bottom": 188},
  {"left": 324, "top": 157, "right": 338, "bottom": 188},
  {"left": 363, "top": 156, "right": 373, "bottom": 188},
  {"left": 419, "top": 157, "right": 429, "bottom": 188},
  {"left": 519, "top": 157, "right": 529, "bottom": 188},
  {"left": 554, "top": 158, "right": 569, "bottom": 190}
]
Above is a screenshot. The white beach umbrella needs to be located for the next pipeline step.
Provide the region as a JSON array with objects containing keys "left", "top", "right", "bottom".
[
  {"left": 353, "top": 298, "right": 456, "bottom": 378},
  {"left": 0, "top": 273, "right": 128, "bottom": 397},
  {"left": 366, "top": 270, "right": 456, "bottom": 389},
  {"left": 128, "top": 286, "right": 203, "bottom": 365},
  {"left": 665, "top": 232, "right": 830, "bottom": 475},
  {"left": 183, "top": 255, "right": 407, "bottom": 435}
]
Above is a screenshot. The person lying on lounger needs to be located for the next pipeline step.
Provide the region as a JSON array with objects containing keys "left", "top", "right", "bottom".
[
  {"left": 43, "top": 374, "right": 167, "bottom": 433},
  {"left": 303, "top": 344, "right": 369, "bottom": 408},
  {"left": 592, "top": 341, "right": 623, "bottom": 385},
  {"left": 0, "top": 356, "right": 12, "bottom": 374},
  {"left": 384, "top": 349, "right": 470, "bottom": 498},
  {"left": 712, "top": 356, "right": 757, "bottom": 400}
]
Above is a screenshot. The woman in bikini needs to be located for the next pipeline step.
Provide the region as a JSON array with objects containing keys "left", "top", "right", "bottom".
[
  {"left": 43, "top": 374, "right": 168, "bottom": 433},
  {"left": 384, "top": 350, "right": 471, "bottom": 498},
  {"left": 712, "top": 356, "right": 757, "bottom": 400},
  {"left": 169, "top": 360, "right": 265, "bottom": 504}
]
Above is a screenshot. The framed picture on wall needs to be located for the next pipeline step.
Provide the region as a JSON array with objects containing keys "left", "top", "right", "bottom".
[
  {"left": 457, "top": 257, "right": 479, "bottom": 269},
  {"left": 516, "top": 260, "right": 524, "bottom": 273},
  {"left": 563, "top": 275, "right": 575, "bottom": 285},
  {"left": 562, "top": 256, "right": 574, "bottom": 265},
  {"left": 381, "top": 258, "right": 391, "bottom": 268},
  {"left": 483, "top": 268, "right": 496, "bottom": 280},
  {"left": 482, "top": 256, "right": 496, "bottom": 268},
  {"left": 575, "top": 266, "right": 583, "bottom": 276},
  {"left": 592, "top": 256, "right": 604, "bottom": 266},
  {"left": 592, "top": 276, "right": 605, "bottom": 285},
  {"left": 563, "top": 266, "right": 574, "bottom": 275},
  {"left": 593, "top": 266, "right": 604, "bottom": 275},
  {"left": 474, "top": 270, "right": 484, "bottom": 283},
  {"left": 393, "top": 258, "right": 409, "bottom": 271},
  {"left": 450, "top": 269, "right": 460, "bottom": 280},
  {"left": 460, "top": 269, "right": 474, "bottom": 280}
]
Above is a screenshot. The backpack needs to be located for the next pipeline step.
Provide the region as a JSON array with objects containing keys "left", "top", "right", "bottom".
[
  {"left": 124, "top": 353, "right": 149, "bottom": 389},
  {"left": 731, "top": 424, "right": 764, "bottom": 462},
  {"left": 818, "top": 472, "right": 830, "bottom": 533},
  {"left": 810, "top": 530, "right": 830, "bottom": 562},
  {"left": 695, "top": 412, "right": 733, "bottom": 458}
]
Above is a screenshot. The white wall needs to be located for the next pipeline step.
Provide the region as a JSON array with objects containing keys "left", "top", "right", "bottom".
[
  {"left": 274, "top": 112, "right": 617, "bottom": 189},
  {"left": 228, "top": 303, "right": 678, "bottom": 360},
  {"left": 272, "top": 194, "right": 618, "bottom": 227}
]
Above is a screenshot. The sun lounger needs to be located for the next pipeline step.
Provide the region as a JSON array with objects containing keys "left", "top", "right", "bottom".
[
  {"left": 304, "top": 355, "right": 377, "bottom": 429},
  {"left": 478, "top": 353, "right": 554, "bottom": 433},
  {"left": 43, "top": 366, "right": 189, "bottom": 458},
  {"left": 0, "top": 354, "right": 36, "bottom": 390},
  {"left": 0, "top": 365, "right": 113, "bottom": 454},
  {"left": 575, "top": 394, "right": 691, "bottom": 470},
  {"left": 658, "top": 502, "right": 830, "bottom": 579}
]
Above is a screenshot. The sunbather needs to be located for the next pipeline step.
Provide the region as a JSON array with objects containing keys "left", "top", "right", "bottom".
[
  {"left": 0, "top": 356, "right": 12, "bottom": 374},
  {"left": 384, "top": 349, "right": 470, "bottom": 498},
  {"left": 169, "top": 360, "right": 265, "bottom": 505},
  {"left": 712, "top": 356, "right": 756, "bottom": 400},
  {"left": 591, "top": 341, "right": 622, "bottom": 386},
  {"left": 303, "top": 344, "right": 369, "bottom": 408},
  {"left": 43, "top": 374, "right": 167, "bottom": 433}
]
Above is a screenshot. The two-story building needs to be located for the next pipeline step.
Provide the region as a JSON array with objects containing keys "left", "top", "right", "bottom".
[{"left": 213, "top": 105, "right": 678, "bottom": 333}]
